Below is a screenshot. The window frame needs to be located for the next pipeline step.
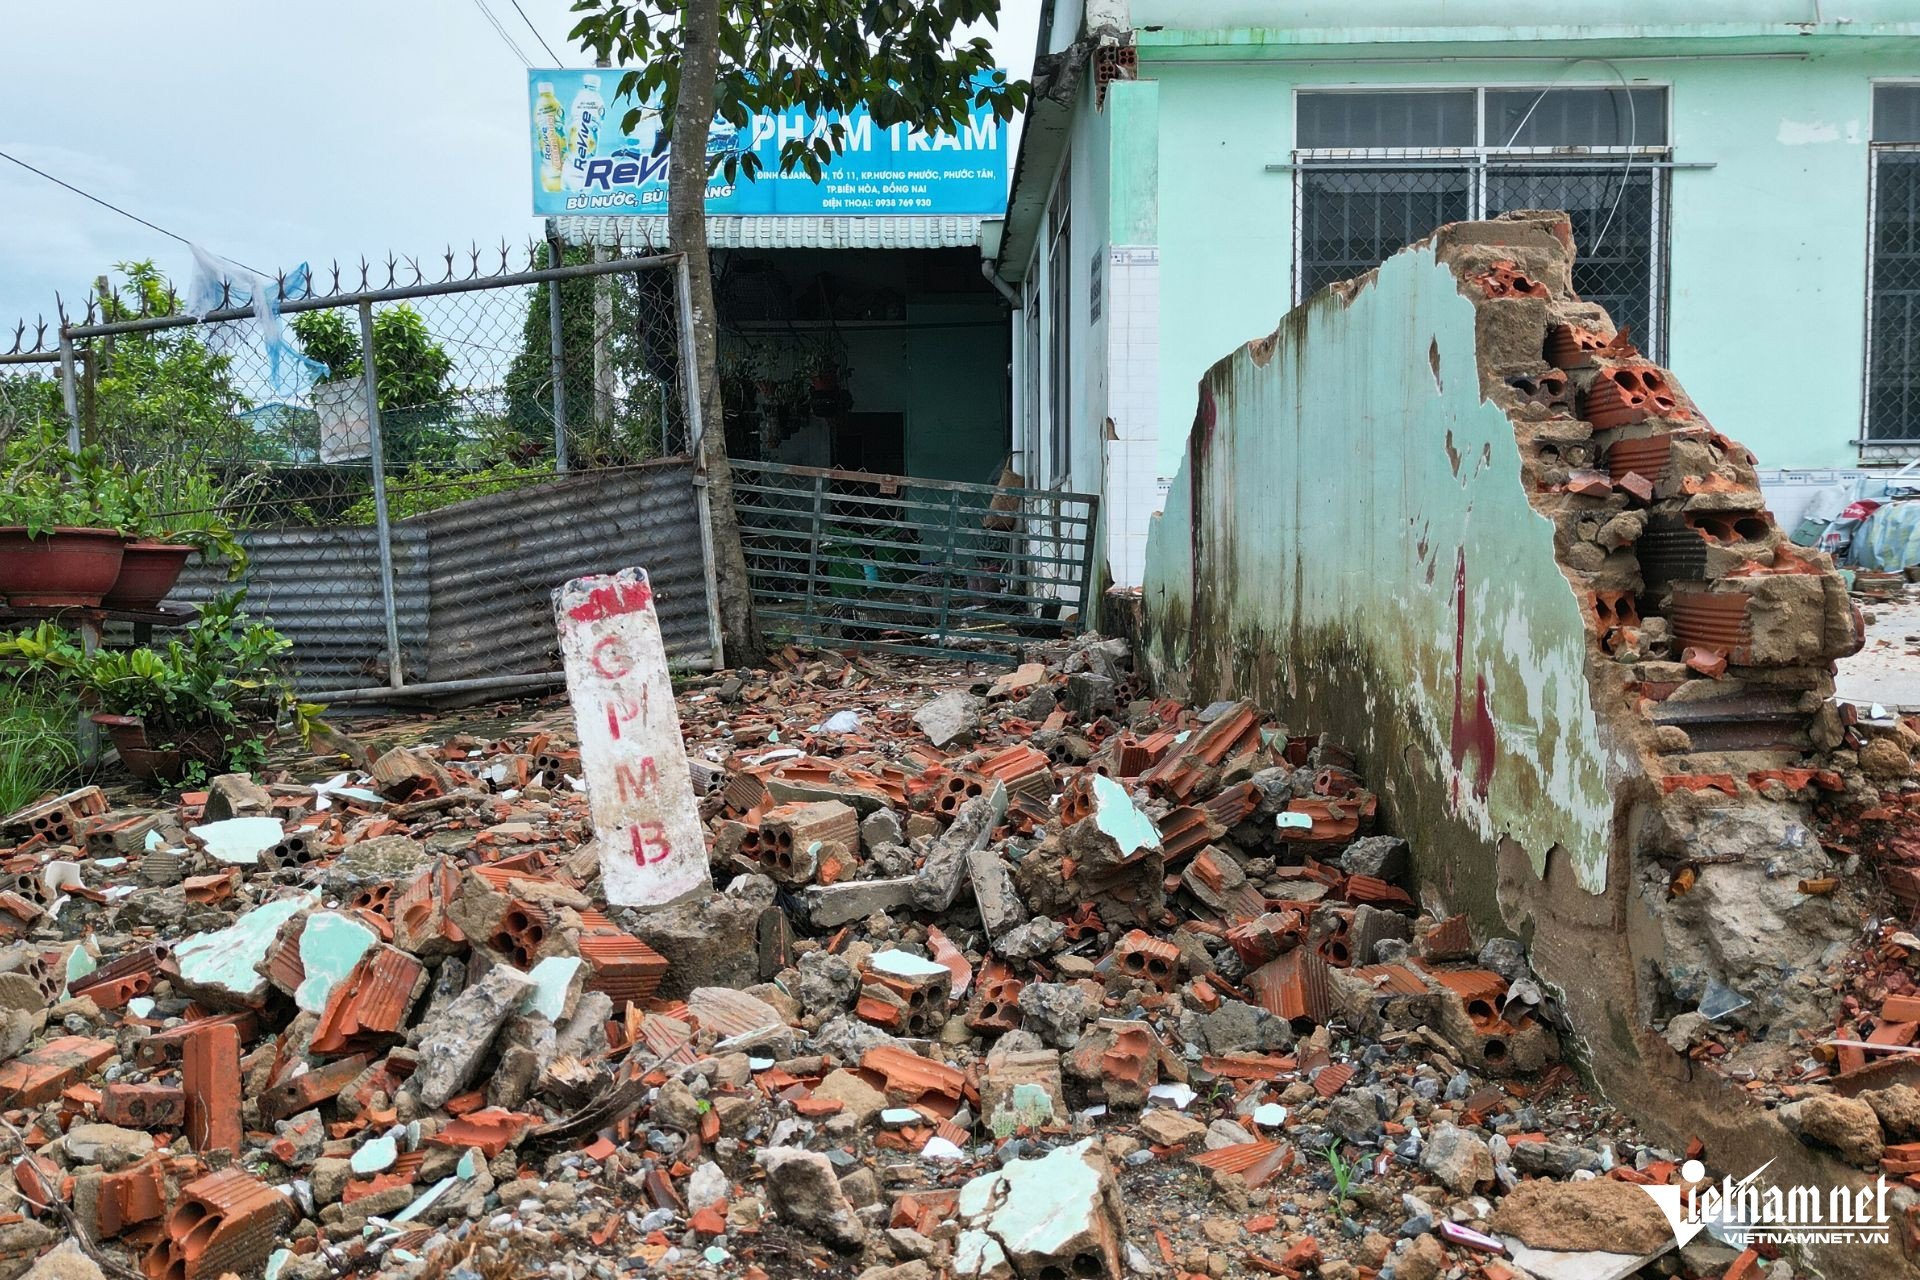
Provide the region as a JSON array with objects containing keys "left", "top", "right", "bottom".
[
  {"left": 1861, "top": 80, "right": 1920, "bottom": 456},
  {"left": 1290, "top": 83, "right": 1674, "bottom": 360},
  {"left": 1046, "top": 160, "right": 1073, "bottom": 486}
]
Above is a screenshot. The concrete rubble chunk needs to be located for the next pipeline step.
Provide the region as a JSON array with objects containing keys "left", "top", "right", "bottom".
[
  {"left": 758, "top": 1146, "right": 867, "bottom": 1250},
  {"left": 188, "top": 816, "right": 283, "bottom": 867},
  {"left": 810, "top": 1068, "right": 888, "bottom": 1126},
  {"left": 169, "top": 892, "right": 318, "bottom": 1007},
  {"left": 323, "top": 834, "right": 428, "bottom": 893},
  {"left": 1489, "top": 1177, "right": 1675, "bottom": 1256},
  {"left": 1419, "top": 1122, "right": 1494, "bottom": 1194},
  {"left": 622, "top": 882, "right": 766, "bottom": 999},
  {"left": 952, "top": 1138, "right": 1126, "bottom": 1280},
  {"left": 62, "top": 1123, "right": 155, "bottom": 1170},
  {"left": 805, "top": 876, "right": 917, "bottom": 928},
  {"left": 408, "top": 963, "right": 534, "bottom": 1108},
  {"left": 912, "top": 787, "right": 1008, "bottom": 912},
  {"left": 979, "top": 1047, "right": 1067, "bottom": 1134},
  {"left": 966, "top": 847, "right": 1028, "bottom": 938},
  {"left": 23, "top": 1240, "right": 103, "bottom": 1280},
  {"left": 796, "top": 950, "right": 859, "bottom": 1013},
  {"left": 202, "top": 773, "right": 275, "bottom": 823},
  {"left": 1018, "top": 981, "right": 1098, "bottom": 1049},
  {"left": 914, "top": 689, "right": 983, "bottom": 748},
  {"left": 1779, "top": 1091, "right": 1886, "bottom": 1167}
]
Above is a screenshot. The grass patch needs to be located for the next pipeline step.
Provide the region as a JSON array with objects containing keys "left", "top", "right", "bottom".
[{"left": 0, "top": 680, "right": 81, "bottom": 816}]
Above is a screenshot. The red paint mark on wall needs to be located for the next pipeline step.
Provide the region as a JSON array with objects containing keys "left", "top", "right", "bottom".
[
  {"left": 569, "top": 578, "right": 653, "bottom": 623},
  {"left": 1448, "top": 549, "right": 1497, "bottom": 802}
]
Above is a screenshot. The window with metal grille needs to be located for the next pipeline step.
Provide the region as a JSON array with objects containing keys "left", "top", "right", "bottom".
[
  {"left": 1864, "top": 86, "right": 1920, "bottom": 447},
  {"left": 1293, "top": 87, "right": 1672, "bottom": 360}
]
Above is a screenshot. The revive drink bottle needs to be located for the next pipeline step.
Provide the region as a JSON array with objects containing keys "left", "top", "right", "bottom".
[
  {"left": 564, "top": 75, "right": 606, "bottom": 192},
  {"left": 535, "top": 82, "right": 567, "bottom": 194}
]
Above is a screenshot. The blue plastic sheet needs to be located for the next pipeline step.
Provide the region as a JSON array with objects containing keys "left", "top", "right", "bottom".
[{"left": 1850, "top": 499, "right": 1920, "bottom": 571}]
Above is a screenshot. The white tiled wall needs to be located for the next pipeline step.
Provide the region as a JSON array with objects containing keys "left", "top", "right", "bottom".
[{"left": 1104, "top": 245, "right": 1161, "bottom": 587}]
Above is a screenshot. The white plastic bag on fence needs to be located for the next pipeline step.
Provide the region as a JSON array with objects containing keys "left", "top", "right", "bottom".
[{"left": 181, "top": 244, "right": 327, "bottom": 401}]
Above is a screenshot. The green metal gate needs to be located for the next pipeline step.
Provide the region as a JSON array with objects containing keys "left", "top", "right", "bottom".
[{"left": 729, "top": 460, "right": 1101, "bottom": 662}]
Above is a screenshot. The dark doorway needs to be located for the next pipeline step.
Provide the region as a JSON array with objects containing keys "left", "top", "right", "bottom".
[{"left": 833, "top": 412, "right": 906, "bottom": 475}]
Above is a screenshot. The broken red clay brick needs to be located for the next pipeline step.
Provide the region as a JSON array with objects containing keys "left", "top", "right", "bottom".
[
  {"left": 0, "top": 1035, "right": 114, "bottom": 1107},
  {"left": 182, "top": 1021, "right": 243, "bottom": 1154},
  {"left": 101, "top": 1082, "right": 186, "bottom": 1129}
]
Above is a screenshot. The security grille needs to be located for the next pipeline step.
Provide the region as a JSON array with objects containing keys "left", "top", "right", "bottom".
[
  {"left": 1864, "top": 84, "right": 1920, "bottom": 450},
  {"left": 1294, "top": 160, "right": 1670, "bottom": 359},
  {"left": 1292, "top": 86, "right": 1673, "bottom": 361},
  {"left": 1865, "top": 147, "right": 1920, "bottom": 445}
]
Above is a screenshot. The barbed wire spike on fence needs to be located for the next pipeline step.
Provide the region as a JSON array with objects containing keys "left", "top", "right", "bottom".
[
  {"left": 356, "top": 258, "right": 372, "bottom": 292},
  {"left": 404, "top": 255, "right": 424, "bottom": 287},
  {"left": 498, "top": 240, "right": 515, "bottom": 274},
  {"left": 466, "top": 243, "right": 484, "bottom": 280},
  {"left": 382, "top": 253, "right": 399, "bottom": 290}
]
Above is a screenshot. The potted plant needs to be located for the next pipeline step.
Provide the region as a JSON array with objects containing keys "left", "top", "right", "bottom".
[
  {"left": 0, "top": 444, "right": 128, "bottom": 608},
  {"left": 0, "top": 593, "right": 320, "bottom": 785},
  {"left": 804, "top": 349, "right": 843, "bottom": 392},
  {"left": 104, "top": 468, "right": 248, "bottom": 610}
]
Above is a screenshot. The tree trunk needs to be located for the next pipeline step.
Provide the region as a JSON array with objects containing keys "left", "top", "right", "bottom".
[{"left": 670, "top": 0, "right": 762, "bottom": 667}]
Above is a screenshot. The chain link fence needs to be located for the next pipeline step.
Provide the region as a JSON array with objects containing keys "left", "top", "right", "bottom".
[
  {"left": 2, "top": 245, "right": 720, "bottom": 699},
  {"left": 1294, "top": 158, "right": 1671, "bottom": 360}
]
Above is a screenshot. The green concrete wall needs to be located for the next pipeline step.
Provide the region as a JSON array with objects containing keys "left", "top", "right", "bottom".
[
  {"left": 1135, "top": 47, "right": 1920, "bottom": 474},
  {"left": 1142, "top": 243, "right": 1632, "bottom": 906}
]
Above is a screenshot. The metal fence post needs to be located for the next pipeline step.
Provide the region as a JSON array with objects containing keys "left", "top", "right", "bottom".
[
  {"left": 936, "top": 491, "right": 960, "bottom": 648},
  {"left": 357, "top": 300, "right": 406, "bottom": 690},
  {"left": 547, "top": 235, "right": 569, "bottom": 472},
  {"left": 56, "top": 333, "right": 81, "bottom": 451},
  {"left": 675, "top": 253, "right": 726, "bottom": 668},
  {"left": 804, "top": 476, "right": 826, "bottom": 621}
]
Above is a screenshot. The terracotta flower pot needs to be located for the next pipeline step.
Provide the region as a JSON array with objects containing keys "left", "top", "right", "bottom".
[
  {"left": 0, "top": 527, "right": 126, "bottom": 607},
  {"left": 91, "top": 714, "right": 180, "bottom": 784},
  {"left": 103, "top": 541, "right": 194, "bottom": 610},
  {"left": 91, "top": 714, "right": 228, "bottom": 785}
]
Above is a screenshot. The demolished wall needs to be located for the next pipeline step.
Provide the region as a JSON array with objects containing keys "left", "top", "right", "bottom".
[{"left": 1138, "top": 212, "right": 1901, "bottom": 1273}]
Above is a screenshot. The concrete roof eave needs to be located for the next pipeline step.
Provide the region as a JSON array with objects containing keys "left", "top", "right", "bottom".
[{"left": 995, "top": 45, "right": 1088, "bottom": 285}]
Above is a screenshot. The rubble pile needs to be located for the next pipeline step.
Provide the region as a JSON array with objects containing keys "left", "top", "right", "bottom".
[{"left": 0, "top": 638, "right": 1815, "bottom": 1280}]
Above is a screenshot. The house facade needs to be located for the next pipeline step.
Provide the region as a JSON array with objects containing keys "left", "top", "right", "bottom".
[{"left": 991, "top": 1, "right": 1920, "bottom": 588}]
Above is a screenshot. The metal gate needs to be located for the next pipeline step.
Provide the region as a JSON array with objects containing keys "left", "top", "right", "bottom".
[{"left": 730, "top": 460, "right": 1100, "bottom": 662}]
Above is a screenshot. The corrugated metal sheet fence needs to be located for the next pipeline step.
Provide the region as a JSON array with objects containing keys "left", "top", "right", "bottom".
[{"left": 172, "top": 463, "right": 715, "bottom": 701}]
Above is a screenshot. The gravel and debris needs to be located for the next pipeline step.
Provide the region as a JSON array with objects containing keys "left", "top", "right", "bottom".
[{"left": 0, "top": 637, "right": 1826, "bottom": 1280}]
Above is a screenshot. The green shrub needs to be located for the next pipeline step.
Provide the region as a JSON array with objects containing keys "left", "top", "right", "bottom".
[{"left": 0, "top": 680, "right": 80, "bottom": 817}]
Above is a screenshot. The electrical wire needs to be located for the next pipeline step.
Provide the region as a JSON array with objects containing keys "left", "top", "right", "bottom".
[
  {"left": 1492, "top": 58, "right": 1641, "bottom": 258},
  {"left": 1587, "top": 63, "right": 1638, "bottom": 255},
  {"left": 508, "top": 0, "right": 563, "bottom": 63},
  {"left": 470, "top": 0, "right": 532, "bottom": 65},
  {"left": 0, "top": 146, "right": 271, "bottom": 278}
]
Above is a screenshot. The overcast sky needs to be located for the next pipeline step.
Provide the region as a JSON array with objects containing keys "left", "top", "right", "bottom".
[{"left": 0, "top": 0, "right": 1042, "bottom": 332}]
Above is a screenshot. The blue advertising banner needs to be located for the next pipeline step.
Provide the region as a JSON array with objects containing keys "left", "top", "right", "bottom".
[{"left": 530, "top": 69, "right": 1008, "bottom": 218}]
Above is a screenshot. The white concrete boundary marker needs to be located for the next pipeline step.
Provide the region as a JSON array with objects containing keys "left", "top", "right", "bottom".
[{"left": 554, "top": 567, "right": 712, "bottom": 906}]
